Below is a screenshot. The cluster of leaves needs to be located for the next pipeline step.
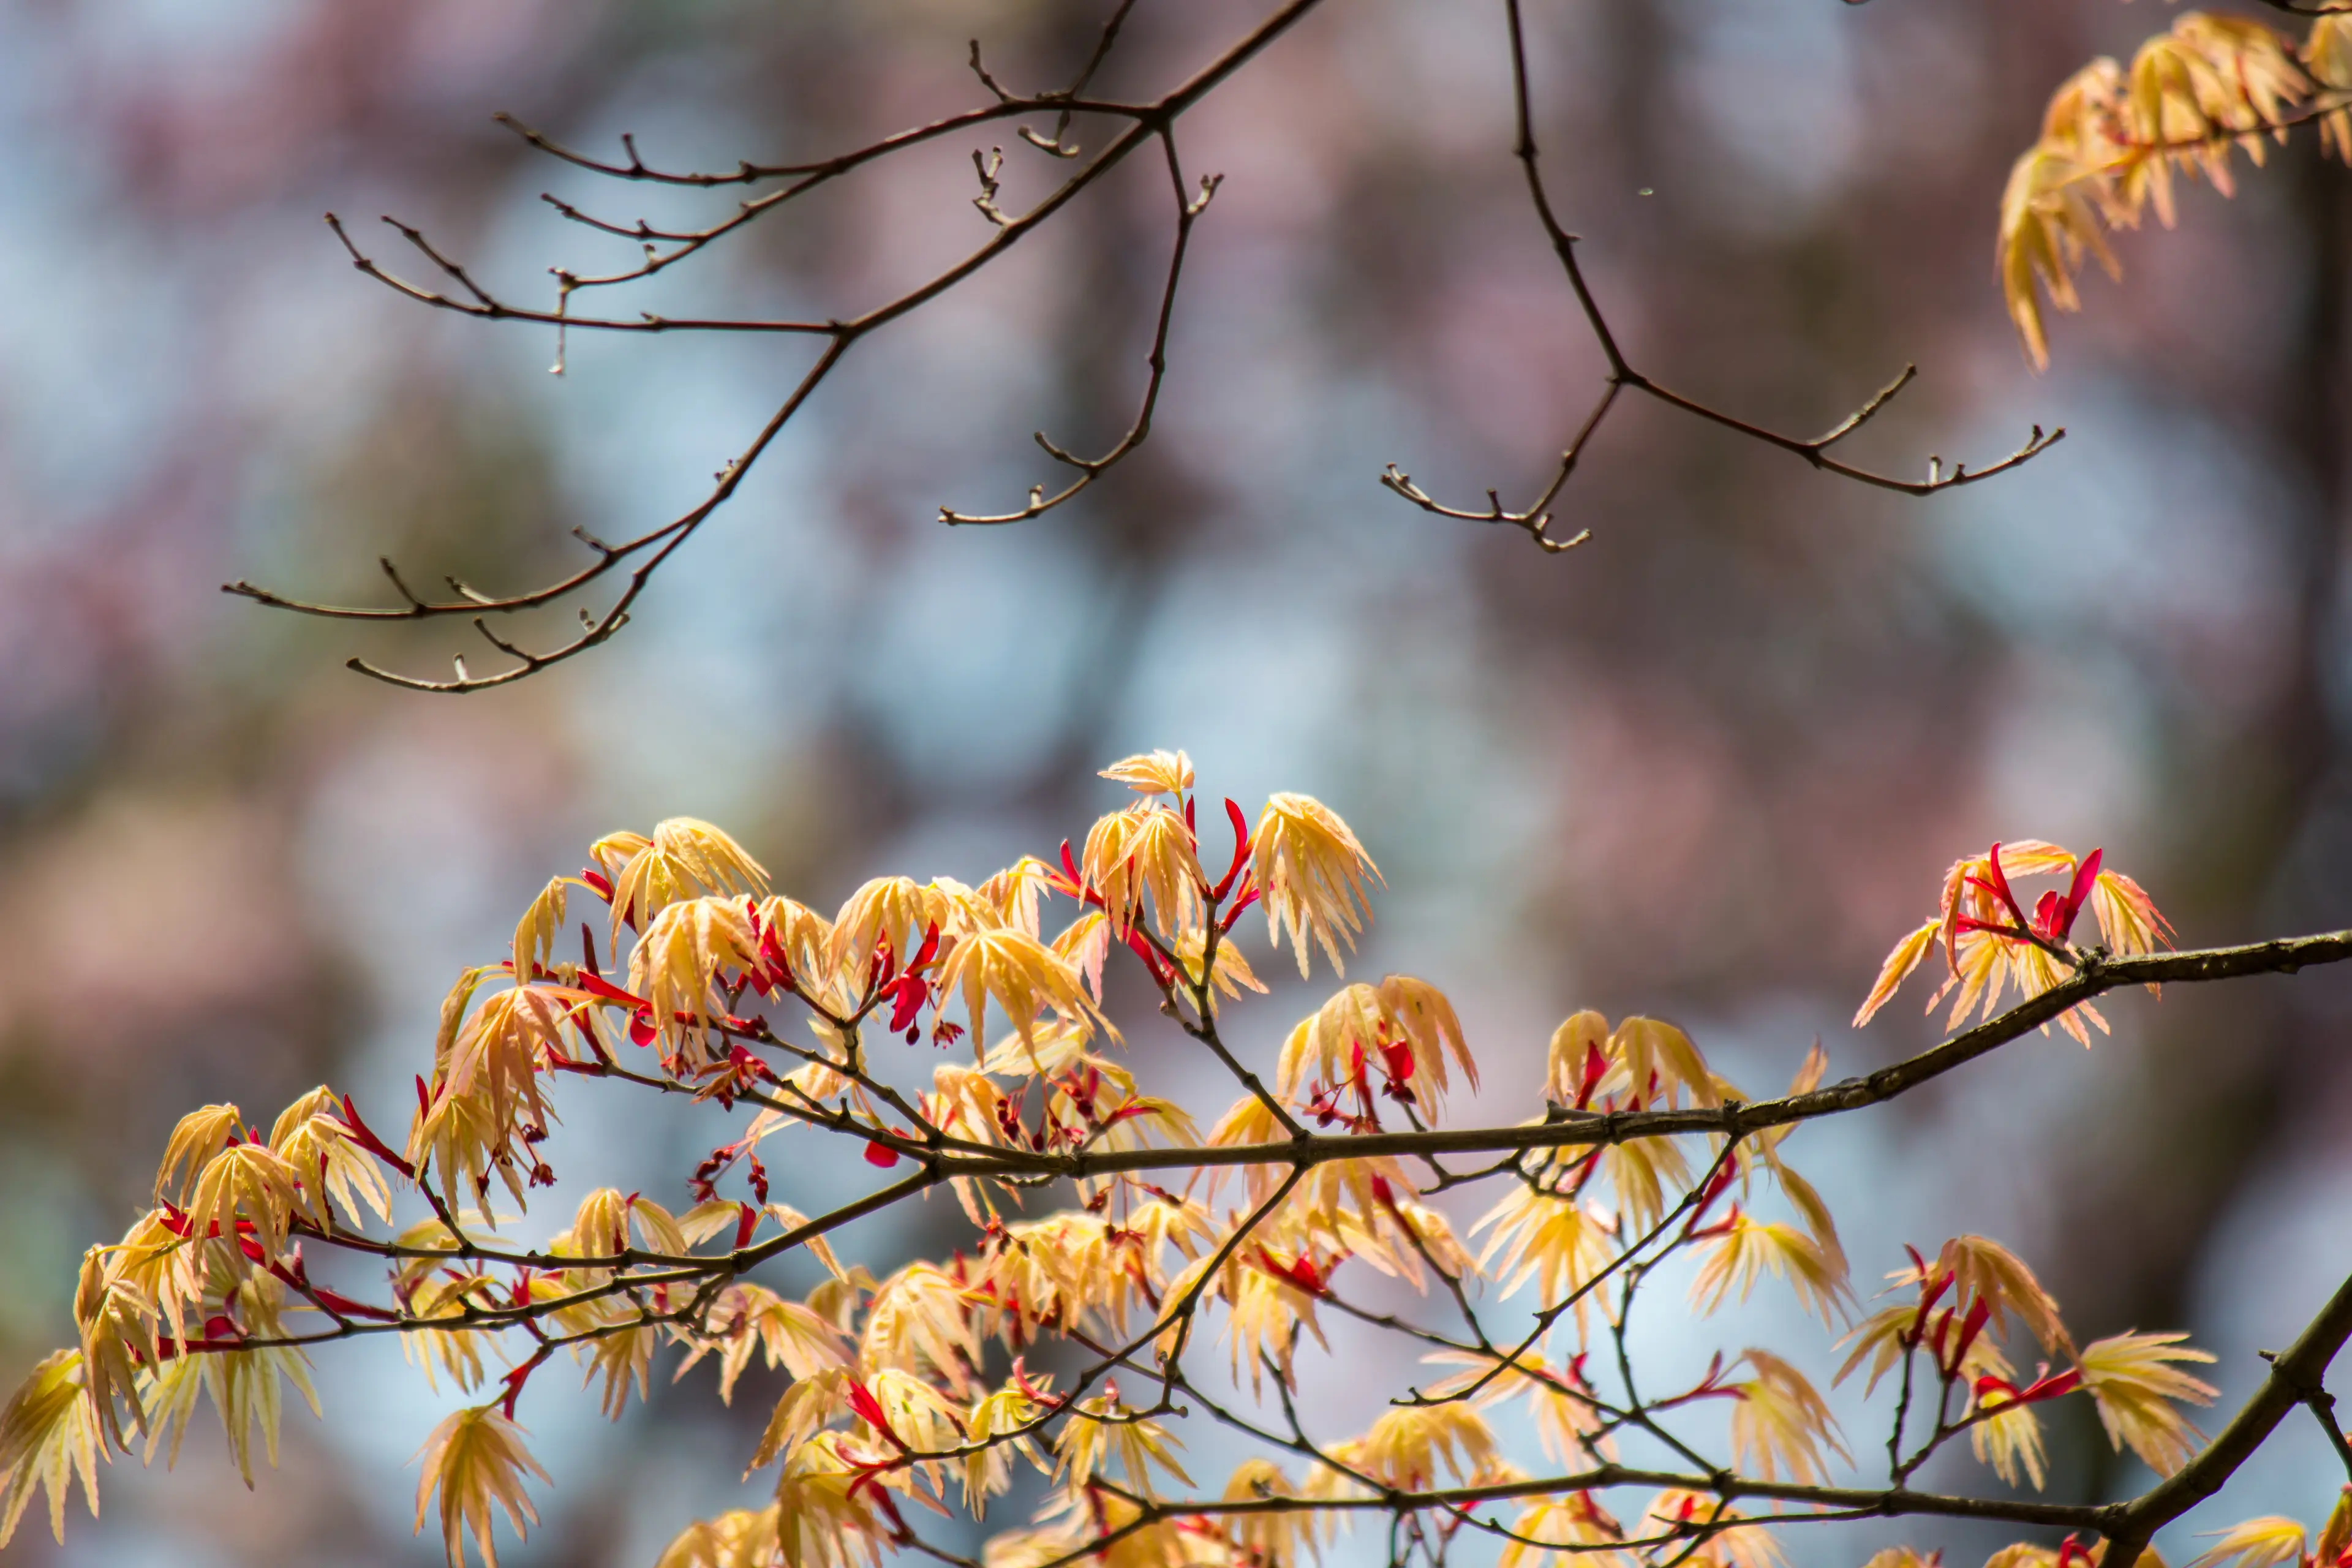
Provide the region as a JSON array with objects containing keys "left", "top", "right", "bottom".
[
  {"left": 0, "top": 751, "right": 2328, "bottom": 1568},
  {"left": 1855, "top": 840, "right": 2170, "bottom": 1042},
  {"left": 2000, "top": 9, "right": 2352, "bottom": 366},
  {"left": 6, "top": 2, "right": 2337, "bottom": 1562}
]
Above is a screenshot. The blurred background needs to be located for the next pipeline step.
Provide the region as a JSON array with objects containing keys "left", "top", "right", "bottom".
[{"left": 2, "top": 0, "right": 2348, "bottom": 1563}]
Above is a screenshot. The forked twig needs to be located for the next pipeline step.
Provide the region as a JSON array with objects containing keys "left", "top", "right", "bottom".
[
  {"left": 234, "top": 1, "right": 1324, "bottom": 691},
  {"left": 1377, "top": 0, "right": 2062, "bottom": 551},
  {"left": 238, "top": 0, "right": 2057, "bottom": 690}
]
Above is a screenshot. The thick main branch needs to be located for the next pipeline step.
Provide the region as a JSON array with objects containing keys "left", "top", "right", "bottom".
[{"left": 885, "top": 927, "right": 2352, "bottom": 1182}]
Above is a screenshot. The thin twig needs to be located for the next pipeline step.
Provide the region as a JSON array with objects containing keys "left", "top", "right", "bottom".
[
  {"left": 1378, "top": 0, "right": 2061, "bottom": 554},
  {"left": 233, "top": 1, "right": 1327, "bottom": 692}
]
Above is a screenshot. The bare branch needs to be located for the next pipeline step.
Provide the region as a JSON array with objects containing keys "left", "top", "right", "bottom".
[
  {"left": 938, "top": 135, "right": 1218, "bottom": 527},
  {"left": 1379, "top": 0, "right": 2060, "bottom": 553},
  {"left": 235, "top": 1, "right": 1328, "bottom": 689}
]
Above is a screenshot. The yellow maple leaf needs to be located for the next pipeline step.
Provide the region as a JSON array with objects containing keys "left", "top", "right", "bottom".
[
  {"left": 1253, "top": 793, "right": 1381, "bottom": 977},
  {"left": 0, "top": 1349, "right": 104, "bottom": 1547},
  {"left": 413, "top": 1406, "right": 550, "bottom": 1568},
  {"left": 1099, "top": 749, "right": 1196, "bottom": 799},
  {"left": 596, "top": 817, "right": 769, "bottom": 943},
  {"left": 2077, "top": 1329, "right": 2217, "bottom": 1475}
]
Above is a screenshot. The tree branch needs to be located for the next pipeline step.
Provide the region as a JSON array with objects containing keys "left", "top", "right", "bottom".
[
  {"left": 1380, "top": 0, "right": 2061, "bottom": 553},
  {"left": 892, "top": 926, "right": 2352, "bottom": 1183},
  {"left": 228, "top": 0, "right": 1331, "bottom": 691},
  {"left": 2097, "top": 1265, "right": 2352, "bottom": 1564}
]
